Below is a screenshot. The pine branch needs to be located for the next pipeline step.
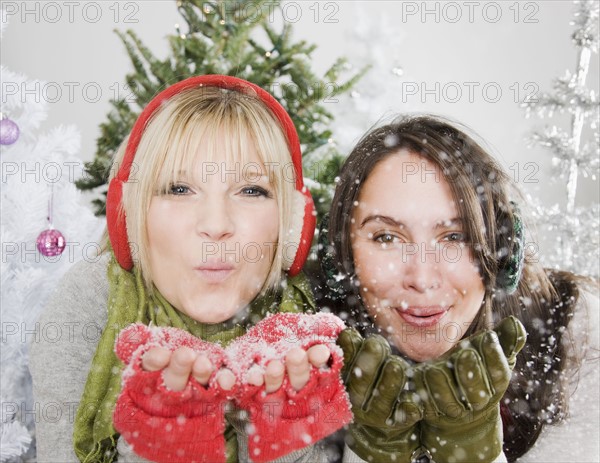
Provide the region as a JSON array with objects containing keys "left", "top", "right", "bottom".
[{"left": 77, "top": 0, "right": 367, "bottom": 221}]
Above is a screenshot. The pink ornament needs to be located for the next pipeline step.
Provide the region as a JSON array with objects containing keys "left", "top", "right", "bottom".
[
  {"left": 36, "top": 228, "right": 66, "bottom": 257},
  {"left": 0, "top": 117, "right": 20, "bottom": 145}
]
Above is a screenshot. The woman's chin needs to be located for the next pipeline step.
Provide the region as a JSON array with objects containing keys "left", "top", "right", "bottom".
[
  {"left": 394, "top": 339, "right": 454, "bottom": 363},
  {"left": 180, "top": 302, "right": 244, "bottom": 324}
]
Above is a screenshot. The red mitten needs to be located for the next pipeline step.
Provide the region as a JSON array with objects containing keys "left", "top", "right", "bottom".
[
  {"left": 226, "top": 313, "right": 353, "bottom": 462},
  {"left": 113, "top": 323, "right": 231, "bottom": 463}
]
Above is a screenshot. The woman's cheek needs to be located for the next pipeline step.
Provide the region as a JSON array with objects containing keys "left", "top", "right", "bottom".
[
  {"left": 438, "top": 243, "right": 462, "bottom": 267},
  {"left": 440, "top": 244, "right": 473, "bottom": 272},
  {"left": 356, "top": 251, "right": 401, "bottom": 295}
]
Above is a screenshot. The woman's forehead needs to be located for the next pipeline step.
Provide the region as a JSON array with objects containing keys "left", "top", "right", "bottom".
[
  {"left": 362, "top": 152, "right": 451, "bottom": 196},
  {"left": 352, "top": 151, "right": 460, "bottom": 223},
  {"left": 166, "top": 125, "right": 263, "bottom": 166}
]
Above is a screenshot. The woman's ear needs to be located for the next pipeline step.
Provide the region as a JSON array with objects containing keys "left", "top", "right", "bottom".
[
  {"left": 495, "top": 202, "right": 525, "bottom": 294},
  {"left": 282, "top": 188, "right": 314, "bottom": 275}
]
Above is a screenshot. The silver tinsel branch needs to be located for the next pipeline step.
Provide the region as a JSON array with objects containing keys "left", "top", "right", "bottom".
[
  {"left": 530, "top": 126, "right": 600, "bottom": 178},
  {"left": 524, "top": 71, "right": 599, "bottom": 119},
  {"left": 572, "top": 0, "right": 600, "bottom": 52},
  {"left": 521, "top": 1, "right": 599, "bottom": 276},
  {"left": 528, "top": 200, "right": 600, "bottom": 277}
]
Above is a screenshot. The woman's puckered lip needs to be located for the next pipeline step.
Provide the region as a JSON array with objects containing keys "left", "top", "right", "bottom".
[
  {"left": 395, "top": 306, "right": 449, "bottom": 317},
  {"left": 194, "top": 261, "right": 235, "bottom": 271}
]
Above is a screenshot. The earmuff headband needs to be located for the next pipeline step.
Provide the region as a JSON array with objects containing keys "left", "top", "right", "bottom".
[
  {"left": 117, "top": 75, "right": 305, "bottom": 191},
  {"left": 107, "top": 75, "right": 314, "bottom": 274}
]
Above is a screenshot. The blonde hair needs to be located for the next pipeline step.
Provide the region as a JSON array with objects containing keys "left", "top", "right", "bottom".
[{"left": 108, "top": 86, "right": 295, "bottom": 293}]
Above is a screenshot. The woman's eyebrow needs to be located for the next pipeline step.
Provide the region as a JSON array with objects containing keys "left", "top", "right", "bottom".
[
  {"left": 241, "top": 174, "right": 270, "bottom": 183},
  {"left": 174, "top": 169, "right": 192, "bottom": 178},
  {"left": 173, "top": 170, "right": 271, "bottom": 182},
  {"left": 360, "top": 215, "right": 405, "bottom": 229},
  {"left": 433, "top": 218, "right": 463, "bottom": 229}
]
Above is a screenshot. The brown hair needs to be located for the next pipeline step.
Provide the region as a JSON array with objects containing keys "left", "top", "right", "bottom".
[{"left": 326, "top": 115, "right": 584, "bottom": 460}]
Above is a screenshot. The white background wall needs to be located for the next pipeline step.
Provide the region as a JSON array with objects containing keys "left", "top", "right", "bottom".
[{"left": 2, "top": 0, "right": 598, "bottom": 210}]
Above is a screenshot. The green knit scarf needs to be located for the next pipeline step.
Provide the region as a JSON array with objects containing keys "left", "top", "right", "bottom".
[{"left": 73, "top": 254, "right": 315, "bottom": 463}]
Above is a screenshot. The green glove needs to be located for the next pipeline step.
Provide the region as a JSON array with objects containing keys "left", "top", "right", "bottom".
[
  {"left": 414, "top": 316, "right": 527, "bottom": 463},
  {"left": 338, "top": 329, "right": 423, "bottom": 463}
]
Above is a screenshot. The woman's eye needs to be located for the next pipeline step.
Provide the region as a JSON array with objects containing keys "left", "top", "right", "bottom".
[
  {"left": 241, "top": 186, "right": 271, "bottom": 197},
  {"left": 374, "top": 233, "right": 398, "bottom": 244},
  {"left": 168, "top": 184, "right": 191, "bottom": 195},
  {"left": 443, "top": 232, "right": 466, "bottom": 242}
]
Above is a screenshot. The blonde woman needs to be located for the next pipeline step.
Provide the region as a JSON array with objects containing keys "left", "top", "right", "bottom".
[{"left": 30, "top": 76, "right": 351, "bottom": 463}]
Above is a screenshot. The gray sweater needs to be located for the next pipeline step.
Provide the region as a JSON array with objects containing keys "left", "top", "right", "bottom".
[
  {"left": 30, "top": 255, "right": 598, "bottom": 462},
  {"left": 29, "top": 255, "right": 328, "bottom": 463}
]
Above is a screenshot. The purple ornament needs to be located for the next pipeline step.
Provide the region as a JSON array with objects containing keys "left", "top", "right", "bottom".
[
  {"left": 36, "top": 228, "right": 66, "bottom": 257},
  {"left": 0, "top": 117, "right": 20, "bottom": 145}
]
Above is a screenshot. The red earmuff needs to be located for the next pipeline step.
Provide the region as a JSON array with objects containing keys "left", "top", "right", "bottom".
[{"left": 106, "top": 75, "right": 315, "bottom": 276}]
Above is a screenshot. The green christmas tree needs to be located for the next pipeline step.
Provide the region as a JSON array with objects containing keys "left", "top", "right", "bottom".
[{"left": 76, "top": 0, "right": 366, "bottom": 223}]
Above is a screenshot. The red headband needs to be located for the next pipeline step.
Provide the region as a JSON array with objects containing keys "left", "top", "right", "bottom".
[{"left": 106, "top": 75, "right": 315, "bottom": 275}]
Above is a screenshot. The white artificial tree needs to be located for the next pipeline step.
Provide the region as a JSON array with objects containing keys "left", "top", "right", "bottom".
[{"left": 0, "top": 10, "right": 102, "bottom": 462}]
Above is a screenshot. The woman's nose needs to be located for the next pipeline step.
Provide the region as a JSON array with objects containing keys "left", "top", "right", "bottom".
[
  {"left": 402, "top": 243, "right": 442, "bottom": 292},
  {"left": 195, "top": 198, "right": 235, "bottom": 241}
]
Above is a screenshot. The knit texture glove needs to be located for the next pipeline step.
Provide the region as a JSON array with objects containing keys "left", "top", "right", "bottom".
[
  {"left": 113, "top": 323, "right": 231, "bottom": 463},
  {"left": 338, "top": 329, "right": 423, "bottom": 463},
  {"left": 414, "top": 316, "right": 527, "bottom": 463},
  {"left": 226, "top": 313, "right": 352, "bottom": 463}
]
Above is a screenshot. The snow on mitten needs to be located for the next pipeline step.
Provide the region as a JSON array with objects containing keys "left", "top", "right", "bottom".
[
  {"left": 226, "top": 313, "right": 353, "bottom": 463},
  {"left": 113, "top": 323, "right": 230, "bottom": 463}
]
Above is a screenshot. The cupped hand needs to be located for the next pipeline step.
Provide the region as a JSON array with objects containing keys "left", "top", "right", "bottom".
[
  {"left": 142, "top": 344, "right": 330, "bottom": 393},
  {"left": 141, "top": 346, "right": 235, "bottom": 391},
  {"left": 246, "top": 344, "right": 331, "bottom": 393},
  {"left": 114, "top": 324, "right": 232, "bottom": 463}
]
